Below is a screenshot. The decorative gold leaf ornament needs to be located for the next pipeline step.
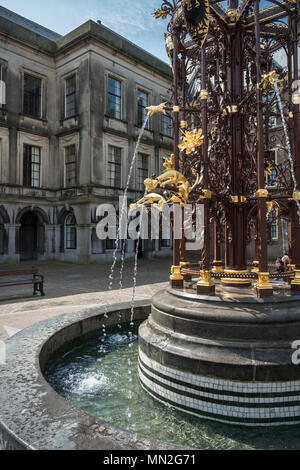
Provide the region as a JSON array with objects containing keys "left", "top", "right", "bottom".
[{"left": 178, "top": 128, "right": 204, "bottom": 154}]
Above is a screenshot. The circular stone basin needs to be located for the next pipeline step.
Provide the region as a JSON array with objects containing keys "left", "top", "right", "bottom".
[
  {"left": 2, "top": 299, "right": 300, "bottom": 450},
  {"left": 44, "top": 321, "right": 300, "bottom": 450}
]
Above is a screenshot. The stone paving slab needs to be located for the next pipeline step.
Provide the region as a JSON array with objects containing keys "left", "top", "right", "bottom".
[{"left": 0, "top": 258, "right": 172, "bottom": 341}]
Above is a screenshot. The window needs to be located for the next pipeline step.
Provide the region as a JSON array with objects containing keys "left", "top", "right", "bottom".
[
  {"left": 65, "top": 75, "right": 76, "bottom": 118},
  {"left": 64, "top": 145, "right": 76, "bottom": 187},
  {"left": 23, "top": 144, "right": 41, "bottom": 188},
  {"left": 137, "top": 89, "right": 149, "bottom": 128},
  {"left": 24, "top": 74, "right": 42, "bottom": 118},
  {"left": 108, "top": 77, "right": 122, "bottom": 120},
  {"left": 137, "top": 153, "right": 149, "bottom": 191},
  {"left": 266, "top": 149, "right": 277, "bottom": 187},
  {"left": 0, "top": 64, "right": 6, "bottom": 108},
  {"left": 268, "top": 209, "right": 278, "bottom": 240},
  {"left": 65, "top": 214, "right": 77, "bottom": 249},
  {"left": 161, "top": 113, "right": 173, "bottom": 137},
  {"left": 107, "top": 145, "right": 122, "bottom": 187}
]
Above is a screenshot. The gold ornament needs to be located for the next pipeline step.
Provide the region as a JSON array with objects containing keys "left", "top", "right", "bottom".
[
  {"left": 257, "top": 71, "right": 276, "bottom": 90},
  {"left": 256, "top": 189, "right": 269, "bottom": 198},
  {"left": 266, "top": 200, "right": 279, "bottom": 216},
  {"left": 130, "top": 193, "right": 167, "bottom": 213},
  {"left": 178, "top": 128, "right": 204, "bottom": 155},
  {"left": 170, "top": 265, "right": 184, "bottom": 281},
  {"left": 255, "top": 272, "right": 273, "bottom": 290},
  {"left": 163, "top": 154, "right": 175, "bottom": 170},
  {"left": 197, "top": 270, "right": 215, "bottom": 287},
  {"left": 146, "top": 102, "right": 167, "bottom": 117},
  {"left": 153, "top": 8, "right": 168, "bottom": 19},
  {"left": 200, "top": 189, "right": 212, "bottom": 199}
]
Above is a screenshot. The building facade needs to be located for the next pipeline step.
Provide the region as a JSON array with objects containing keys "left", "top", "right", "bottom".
[{"left": 0, "top": 7, "right": 174, "bottom": 264}]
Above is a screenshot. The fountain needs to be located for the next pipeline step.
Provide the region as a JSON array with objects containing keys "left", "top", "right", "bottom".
[{"left": 133, "top": 0, "right": 300, "bottom": 426}]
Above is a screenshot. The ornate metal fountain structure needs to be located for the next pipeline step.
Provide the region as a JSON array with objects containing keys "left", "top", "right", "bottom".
[{"left": 136, "top": 0, "right": 300, "bottom": 426}]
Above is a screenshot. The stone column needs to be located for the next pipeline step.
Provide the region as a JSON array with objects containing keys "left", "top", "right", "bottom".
[
  {"left": 4, "top": 224, "right": 20, "bottom": 262},
  {"left": 44, "top": 225, "right": 55, "bottom": 259},
  {"left": 52, "top": 225, "right": 61, "bottom": 257},
  {"left": 76, "top": 224, "right": 92, "bottom": 263}
]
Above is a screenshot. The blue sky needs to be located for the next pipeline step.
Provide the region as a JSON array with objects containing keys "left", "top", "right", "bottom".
[{"left": 0, "top": 0, "right": 170, "bottom": 63}]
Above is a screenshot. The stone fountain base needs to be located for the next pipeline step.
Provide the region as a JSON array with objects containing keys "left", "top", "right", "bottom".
[{"left": 138, "top": 288, "right": 300, "bottom": 426}]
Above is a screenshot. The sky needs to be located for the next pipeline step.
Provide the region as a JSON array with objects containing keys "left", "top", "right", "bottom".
[{"left": 0, "top": 0, "right": 170, "bottom": 63}]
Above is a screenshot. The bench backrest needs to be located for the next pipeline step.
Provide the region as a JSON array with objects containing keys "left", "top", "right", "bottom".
[{"left": 0, "top": 269, "right": 39, "bottom": 277}]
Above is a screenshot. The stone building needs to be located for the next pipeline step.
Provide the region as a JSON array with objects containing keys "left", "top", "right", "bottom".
[{"left": 0, "top": 6, "right": 174, "bottom": 263}]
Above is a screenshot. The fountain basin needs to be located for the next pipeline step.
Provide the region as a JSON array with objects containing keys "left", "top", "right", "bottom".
[
  {"left": 139, "top": 289, "right": 300, "bottom": 426},
  {"left": 0, "top": 300, "right": 184, "bottom": 450}
]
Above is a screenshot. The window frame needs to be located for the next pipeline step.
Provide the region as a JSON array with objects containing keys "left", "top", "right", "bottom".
[
  {"left": 64, "top": 144, "right": 77, "bottom": 188},
  {"left": 137, "top": 88, "right": 149, "bottom": 129},
  {"left": 107, "top": 75, "right": 122, "bottom": 121},
  {"left": 137, "top": 152, "right": 149, "bottom": 191},
  {"left": 0, "top": 60, "right": 7, "bottom": 109},
  {"left": 23, "top": 144, "right": 41, "bottom": 188},
  {"left": 64, "top": 73, "right": 77, "bottom": 120},
  {"left": 23, "top": 73, "right": 43, "bottom": 119},
  {"left": 64, "top": 213, "right": 77, "bottom": 250},
  {"left": 107, "top": 145, "right": 122, "bottom": 188},
  {"left": 161, "top": 112, "right": 173, "bottom": 137}
]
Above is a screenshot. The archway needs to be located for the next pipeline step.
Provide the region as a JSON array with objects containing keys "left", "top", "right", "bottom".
[{"left": 19, "top": 211, "right": 45, "bottom": 261}]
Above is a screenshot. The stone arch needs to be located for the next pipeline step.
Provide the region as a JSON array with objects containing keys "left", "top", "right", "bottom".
[
  {"left": 0, "top": 205, "right": 10, "bottom": 224},
  {"left": 16, "top": 206, "right": 50, "bottom": 225},
  {"left": 17, "top": 207, "right": 47, "bottom": 261}
]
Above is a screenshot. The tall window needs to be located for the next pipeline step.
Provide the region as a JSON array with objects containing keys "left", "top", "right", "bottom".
[
  {"left": 108, "top": 77, "right": 122, "bottom": 120},
  {"left": 65, "top": 214, "right": 77, "bottom": 249},
  {"left": 137, "top": 153, "right": 149, "bottom": 191},
  {"left": 64, "top": 145, "right": 77, "bottom": 187},
  {"left": 0, "top": 64, "right": 6, "bottom": 108},
  {"left": 268, "top": 209, "right": 278, "bottom": 240},
  {"left": 24, "top": 74, "right": 42, "bottom": 118},
  {"left": 266, "top": 150, "right": 277, "bottom": 187},
  {"left": 107, "top": 145, "right": 122, "bottom": 187},
  {"left": 137, "top": 89, "right": 149, "bottom": 128},
  {"left": 65, "top": 75, "right": 76, "bottom": 119},
  {"left": 161, "top": 113, "right": 173, "bottom": 137},
  {"left": 23, "top": 145, "right": 41, "bottom": 188}
]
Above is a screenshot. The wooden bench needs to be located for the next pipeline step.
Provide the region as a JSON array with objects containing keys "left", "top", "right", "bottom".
[{"left": 0, "top": 268, "right": 45, "bottom": 296}]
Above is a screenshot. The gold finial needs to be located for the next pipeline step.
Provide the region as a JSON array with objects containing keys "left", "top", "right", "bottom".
[
  {"left": 153, "top": 8, "right": 168, "bottom": 19},
  {"left": 163, "top": 154, "right": 175, "bottom": 170}
]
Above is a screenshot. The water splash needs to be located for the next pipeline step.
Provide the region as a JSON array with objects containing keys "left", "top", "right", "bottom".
[
  {"left": 108, "top": 115, "right": 150, "bottom": 293},
  {"left": 274, "top": 82, "right": 300, "bottom": 220},
  {"left": 102, "top": 116, "right": 149, "bottom": 351}
]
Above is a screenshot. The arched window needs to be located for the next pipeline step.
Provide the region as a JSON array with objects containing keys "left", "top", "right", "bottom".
[{"left": 65, "top": 214, "right": 76, "bottom": 249}]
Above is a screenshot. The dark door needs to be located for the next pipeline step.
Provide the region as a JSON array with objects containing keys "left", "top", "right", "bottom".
[{"left": 20, "top": 212, "right": 38, "bottom": 261}]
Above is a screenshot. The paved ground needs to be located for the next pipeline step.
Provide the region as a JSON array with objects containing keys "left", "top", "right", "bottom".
[{"left": 0, "top": 257, "right": 173, "bottom": 342}]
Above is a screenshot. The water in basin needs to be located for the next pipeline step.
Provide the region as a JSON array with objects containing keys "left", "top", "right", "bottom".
[{"left": 44, "top": 322, "right": 300, "bottom": 450}]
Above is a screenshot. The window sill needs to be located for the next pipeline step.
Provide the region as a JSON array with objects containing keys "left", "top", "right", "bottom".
[
  {"left": 105, "top": 115, "right": 127, "bottom": 124},
  {"left": 20, "top": 113, "right": 48, "bottom": 123},
  {"left": 135, "top": 124, "right": 152, "bottom": 133},
  {"left": 160, "top": 132, "right": 173, "bottom": 139},
  {"left": 61, "top": 114, "right": 79, "bottom": 123}
]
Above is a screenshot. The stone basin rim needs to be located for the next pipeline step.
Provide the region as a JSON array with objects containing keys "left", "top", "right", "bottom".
[{"left": 0, "top": 299, "right": 188, "bottom": 451}]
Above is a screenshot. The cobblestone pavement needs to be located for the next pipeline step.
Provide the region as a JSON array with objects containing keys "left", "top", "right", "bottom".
[{"left": 0, "top": 257, "right": 173, "bottom": 341}]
